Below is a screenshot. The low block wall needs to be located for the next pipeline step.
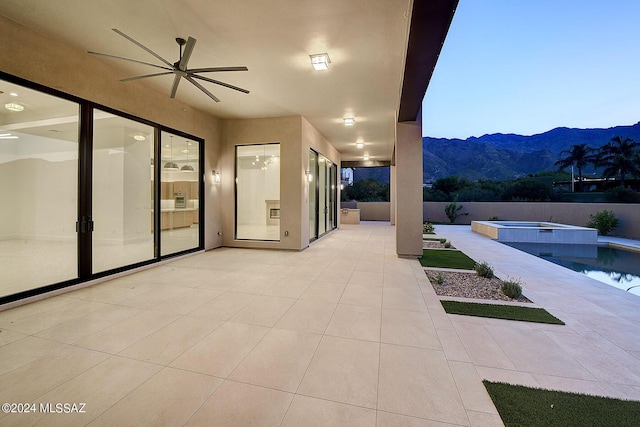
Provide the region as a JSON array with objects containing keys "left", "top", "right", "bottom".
[
  {"left": 424, "top": 202, "right": 640, "bottom": 239},
  {"left": 340, "top": 201, "right": 640, "bottom": 239}
]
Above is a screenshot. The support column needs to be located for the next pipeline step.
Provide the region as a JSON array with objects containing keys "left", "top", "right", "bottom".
[
  {"left": 390, "top": 165, "right": 396, "bottom": 225},
  {"left": 395, "top": 120, "right": 423, "bottom": 257}
]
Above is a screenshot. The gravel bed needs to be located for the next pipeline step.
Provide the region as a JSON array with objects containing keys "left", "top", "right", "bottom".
[
  {"left": 423, "top": 241, "right": 456, "bottom": 249},
  {"left": 426, "top": 270, "right": 531, "bottom": 303}
]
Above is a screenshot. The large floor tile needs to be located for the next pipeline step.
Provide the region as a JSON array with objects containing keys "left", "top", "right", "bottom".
[
  {"left": 378, "top": 343, "right": 468, "bottom": 425},
  {"left": 275, "top": 299, "right": 337, "bottom": 334},
  {"left": 23, "top": 356, "right": 162, "bottom": 427},
  {"left": 74, "top": 310, "right": 180, "bottom": 354},
  {"left": 282, "top": 395, "right": 376, "bottom": 427},
  {"left": 300, "top": 282, "right": 346, "bottom": 304},
  {"left": 188, "top": 291, "right": 257, "bottom": 320},
  {"left": 230, "top": 295, "right": 295, "bottom": 327},
  {"left": 376, "top": 411, "right": 453, "bottom": 427},
  {"left": 325, "top": 304, "right": 381, "bottom": 342},
  {"left": 35, "top": 305, "right": 143, "bottom": 344},
  {"left": 229, "top": 328, "right": 321, "bottom": 392},
  {"left": 0, "top": 345, "right": 109, "bottom": 403},
  {"left": 340, "top": 284, "right": 383, "bottom": 308},
  {"left": 298, "top": 336, "right": 379, "bottom": 408},
  {"left": 89, "top": 367, "right": 221, "bottom": 427},
  {"left": 186, "top": 380, "right": 293, "bottom": 427},
  {"left": 381, "top": 308, "right": 440, "bottom": 349},
  {"left": 0, "top": 336, "right": 66, "bottom": 375},
  {"left": 118, "top": 315, "right": 223, "bottom": 365},
  {"left": 170, "top": 321, "right": 268, "bottom": 377}
]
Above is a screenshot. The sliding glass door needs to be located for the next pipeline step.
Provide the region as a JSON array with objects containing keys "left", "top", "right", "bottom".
[
  {"left": 309, "top": 150, "right": 337, "bottom": 242},
  {"left": 0, "top": 74, "right": 204, "bottom": 304},
  {"left": 0, "top": 81, "right": 79, "bottom": 297}
]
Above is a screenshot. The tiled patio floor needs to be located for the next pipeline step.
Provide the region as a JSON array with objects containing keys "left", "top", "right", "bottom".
[{"left": 0, "top": 222, "right": 638, "bottom": 426}]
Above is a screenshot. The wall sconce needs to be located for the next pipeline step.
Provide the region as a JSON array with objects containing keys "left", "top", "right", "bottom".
[
  {"left": 305, "top": 170, "right": 313, "bottom": 182},
  {"left": 212, "top": 170, "right": 221, "bottom": 183}
]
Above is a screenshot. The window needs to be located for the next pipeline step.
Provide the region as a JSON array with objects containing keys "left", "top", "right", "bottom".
[{"left": 235, "top": 143, "right": 280, "bottom": 240}]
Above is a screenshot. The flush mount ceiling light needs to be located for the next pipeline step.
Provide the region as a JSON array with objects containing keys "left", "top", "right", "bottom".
[
  {"left": 133, "top": 134, "right": 145, "bottom": 141},
  {"left": 363, "top": 154, "right": 370, "bottom": 161},
  {"left": 310, "top": 53, "right": 330, "bottom": 71},
  {"left": 356, "top": 142, "right": 364, "bottom": 149},
  {"left": 343, "top": 117, "right": 355, "bottom": 126},
  {"left": 4, "top": 103, "right": 24, "bottom": 112}
]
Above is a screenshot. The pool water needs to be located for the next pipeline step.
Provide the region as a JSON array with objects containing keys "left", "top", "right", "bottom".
[{"left": 503, "top": 242, "right": 640, "bottom": 296}]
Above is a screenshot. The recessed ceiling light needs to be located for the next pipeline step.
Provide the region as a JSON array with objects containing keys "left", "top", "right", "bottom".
[
  {"left": 343, "top": 117, "right": 355, "bottom": 126},
  {"left": 4, "top": 103, "right": 24, "bottom": 112},
  {"left": 356, "top": 142, "right": 364, "bottom": 149},
  {"left": 310, "top": 53, "right": 330, "bottom": 71},
  {"left": 9, "top": 92, "right": 18, "bottom": 97},
  {"left": 363, "top": 154, "right": 370, "bottom": 161},
  {"left": 133, "top": 134, "right": 145, "bottom": 141}
]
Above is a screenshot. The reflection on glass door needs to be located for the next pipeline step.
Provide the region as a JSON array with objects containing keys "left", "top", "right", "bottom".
[
  {"left": 93, "top": 110, "right": 154, "bottom": 273},
  {"left": 0, "top": 80, "right": 79, "bottom": 298},
  {"left": 236, "top": 144, "right": 280, "bottom": 241},
  {"left": 309, "top": 150, "right": 317, "bottom": 241},
  {"left": 309, "top": 151, "right": 337, "bottom": 242},
  {"left": 160, "top": 131, "right": 200, "bottom": 255}
]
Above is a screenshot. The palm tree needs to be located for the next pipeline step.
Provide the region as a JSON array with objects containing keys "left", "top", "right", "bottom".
[
  {"left": 597, "top": 136, "right": 640, "bottom": 188},
  {"left": 554, "top": 143, "right": 597, "bottom": 192}
]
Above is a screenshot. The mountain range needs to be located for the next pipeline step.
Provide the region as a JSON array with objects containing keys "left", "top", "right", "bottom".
[{"left": 353, "top": 122, "right": 640, "bottom": 182}]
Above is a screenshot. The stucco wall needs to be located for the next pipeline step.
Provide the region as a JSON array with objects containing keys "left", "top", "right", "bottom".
[{"left": 1, "top": 15, "right": 224, "bottom": 250}]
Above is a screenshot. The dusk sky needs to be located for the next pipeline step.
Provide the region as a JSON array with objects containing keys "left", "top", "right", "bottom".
[{"left": 421, "top": 0, "right": 640, "bottom": 139}]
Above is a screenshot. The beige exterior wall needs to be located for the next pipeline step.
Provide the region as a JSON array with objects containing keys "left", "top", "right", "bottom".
[
  {"left": 423, "top": 202, "right": 640, "bottom": 239},
  {"left": 356, "top": 202, "right": 392, "bottom": 221},
  {"left": 222, "top": 116, "right": 339, "bottom": 250}
]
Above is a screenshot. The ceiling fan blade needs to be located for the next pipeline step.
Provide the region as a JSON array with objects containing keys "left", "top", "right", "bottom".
[
  {"left": 178, "top": 37, "right": 196, "bottom": 71},
  {"left": 121, "top": 71, "right": 174, "bottom": 82},
  {"left": 185, "top": 76, "right": 220, "bottom": 102},
  {"left": 169, "top": 74, "right": 181, "bottom": 98},
  {"left": 87, "top": 51, "right": 173, "bottom": 71},
  {"left": 187, "top": 66, "right": 248, "bottom": 73},
  {"left": 191, "top": 74, "right": 250, "bottom": 94},
  {"left": 112, "top": 28, "right": 174, "bottom": 68}
]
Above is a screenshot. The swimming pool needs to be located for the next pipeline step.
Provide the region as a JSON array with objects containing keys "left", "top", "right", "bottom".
[{"left": 503, "top": 242, "right": 640, "bottom": 296}]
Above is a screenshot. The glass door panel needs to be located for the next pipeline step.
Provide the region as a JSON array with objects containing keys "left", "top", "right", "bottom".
[
  {"left": 92, "top": 110, "right": 154, "bottom": 272},
  {"left": 235, "top": 144, "right": 280, "bottom": 241},
  {"left": 160, "top": 131, "right": 200, "bottom": 255},
  {"left": 309, "top": 150, "right": 317, "bottom": 241},
  {"left": 318, "top": 156, "right": 327, "bottom": 235},
  {"left": 0, "top": 80, "right": 79, "bottom": 297}
]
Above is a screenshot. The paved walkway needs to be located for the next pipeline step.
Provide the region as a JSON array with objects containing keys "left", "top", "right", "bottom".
[
  {"left": 435, "top": 225, "right": 640, "bottom": 401},
  {"left": 0, "top": 222, "right": 638, "bottom": 426}
]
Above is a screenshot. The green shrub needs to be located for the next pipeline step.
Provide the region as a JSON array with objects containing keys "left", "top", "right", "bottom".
[
  {"left": 429, "top": 272, "right": 445, "bottom": 285},
  {"left": 502, "top": 278, "right": 523, "bottom": 299},
  {"left": 475, "top": 261, "right": 494, "bottom": 278},
  {"left": 604, "top": 187, "right": 640, "bottom": 203},
  {"left": 423, "top": 222, "right": 435, "bottom": 234},
  {"left": 586, "top": 210, "right": 620, "bottom": 236},
  {"left": 444, "top": 200, "right": 469, "bottom": 224},
  {"left": 443, "top": 240, "right": 452, "bottom": 248},
  {"left": 439, "top": 238, "right": 446, "bottom": 243}
]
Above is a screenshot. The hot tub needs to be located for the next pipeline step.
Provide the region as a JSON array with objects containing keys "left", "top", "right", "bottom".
[{"left": 471, "top": 221, "right": 598, "bottom": 244}]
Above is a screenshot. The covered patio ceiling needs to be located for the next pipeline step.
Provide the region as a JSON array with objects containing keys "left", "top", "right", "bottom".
[{"left": 0, "top": 0, "right": 456, "bottom": 162}]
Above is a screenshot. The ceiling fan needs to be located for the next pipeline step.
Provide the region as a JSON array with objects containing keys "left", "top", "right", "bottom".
[{"left": 88, "top": 28, "right": 249, "bottom": 102}]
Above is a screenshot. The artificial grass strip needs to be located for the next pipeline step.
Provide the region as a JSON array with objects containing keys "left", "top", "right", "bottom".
[
  {"left": 441, "top": 300, "right": 564, "bottom": 325},
  {"left": 483, "top": 381, "right": 640, "bottom": 427},
  {"left": 420, "top": 249, "right": 476, "bottom": 270},
  {"left": 423, "top": 237, "right": 444, "bottom": 241}
]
